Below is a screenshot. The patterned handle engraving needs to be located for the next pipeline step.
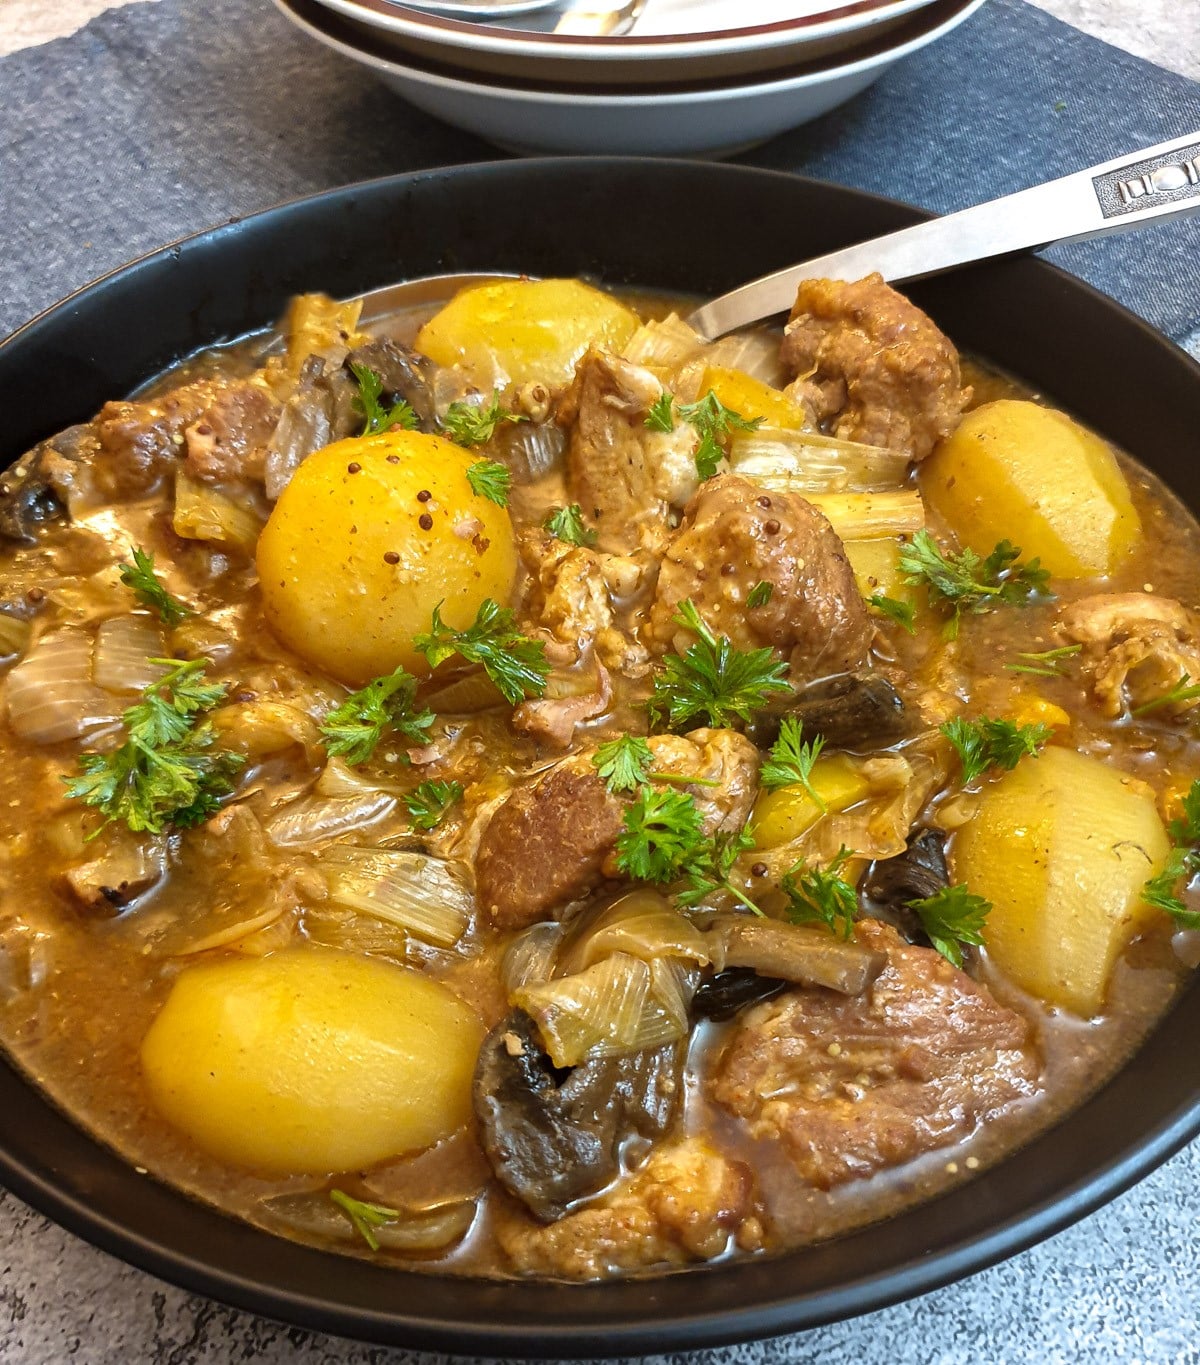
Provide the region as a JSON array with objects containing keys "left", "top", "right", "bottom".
[{"left": 1093, "top": 142, "right": 1200, "bottom": 218}]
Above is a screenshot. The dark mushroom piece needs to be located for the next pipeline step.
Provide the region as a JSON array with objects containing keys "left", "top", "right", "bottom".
[
  {"left": 474, "top": 1010, "right": 684, "bottom": 1222},
  {"left": 750, "top": 672, "right": 910, "bottom": 751},
  {"left": 0, "top": 426, "right": 92, "bottom": 543},
  {"left": 692, "top": 968, "right": 788, "bottom": 1022},
  {"left": 863, "top": 828, "right": 950, "bottom": 943},
  {"left": 345, "top": 337, "right": 439, "bottom": 429}
]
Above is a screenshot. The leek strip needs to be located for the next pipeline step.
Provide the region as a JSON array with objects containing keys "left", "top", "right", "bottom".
[
  {"left": 173, "top": 471, "right": 265, "bottom": 552},
  {"left": 806, "top": 490, "right": 926, "bottom": 540},
  {"left": 320, "top": 847, "right": 471, "bottom": 948},
  {"left": 730, "top": 428, "right": 911, "bottom": 494}
]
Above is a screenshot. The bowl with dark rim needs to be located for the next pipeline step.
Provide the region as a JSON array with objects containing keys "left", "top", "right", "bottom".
[{"left": 0, "top": 159, "right": 1198, "bottom": 1357}]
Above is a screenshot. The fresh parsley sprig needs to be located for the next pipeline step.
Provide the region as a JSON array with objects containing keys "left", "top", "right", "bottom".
[
  {"left": 648, "top": 599, "right": 790, "bottom": 732},
  {"left": 593, "top": 735, "right": 654, "bottom": 794},
  {"left": 404, "top": 779, "right": 463, "bottom": 831},
  {"left": 614, "top": 785, "right": 707, "bottom": 884},
  {"left": 1132, "top": 672, "right": 1200, "bottom": 715},
  {"left": 941, "top": 715, "right": 1053, "bottom": 785},
  {"left": 349, "top": 362, "right": 419, "bottom": 437},
  {"left": 320, "top": 667, "right": 434, "bottom": 765},
  {"left": 119, "top": 547, "right": 191, "bottom": 627},
  {"left": 329, "top": 1190, "right": 402, "bottom": 1252},
  {"left": 643, "top": 389, "right": 763, "bottom": 480},
  {"left": 781, "top": 847, "right": 858, "bottom": 939},
  {"left": 543, "top": 504, "right": 598, "bottom": 548},
  {"left": 414, "top": 599, "right": 548, "bottom": 706},
  {"left": 64, "top": 658, "right": 242, "bottom": 835},
  {"left": 466, "top": 459, "right": 511, "bottom": 507},
  {"left": 747, "top": 581, "right": 773, "bottom": 610},
  {"left": 907, "top": 884, "right": 991, "bottom": 967},
  {"left": 1139, "top": 777, "right": 1200, "bottom": 929},
  {"left": 869, "top": 593, "right": 917, "bottom": 635},
  {"left": 442, "top": 394, "right": 525, "bottom": 448},
  {"left": 674, "top": 827, "right": 763, "bottom": 916},
  {"left": 759, "top": 716, "right": 826, "bottom": 809},
  {"left": 898, "top": 530, "right": 1050, "bottom": 639},
  {"left": 1004, "top": 643, "right": 1081, "bottom": 677}
]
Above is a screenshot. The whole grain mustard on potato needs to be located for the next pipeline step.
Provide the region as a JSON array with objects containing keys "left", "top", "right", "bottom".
[
  {"left": 256, "top": 429, "right": 517, "bottom": 685},
  {"left": 140, "top": 946, "right": 485, "bottom": 1175},
  {"left": 415, "top": 278, "right": 640, "bottom": 390},
  {"left": 922, "top": 399, "right": 1141, "bottom": 578}
]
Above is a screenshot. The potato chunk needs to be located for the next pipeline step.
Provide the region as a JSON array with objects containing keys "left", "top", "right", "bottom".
[
  {"left": 950, "top": 747, "right": 1169, "bottom": 1015},
  {"left": 921, "top": 400, "right": 1141, "bottom": 578},
  {"left": 140, "top": 947, "right": 484, "bottom": 1175},
  {"left": 416, "top": 279, "right": 640, "bottom": 389},
  {"left": 257, "top": 429, "right": 517, "bottom": 685}
]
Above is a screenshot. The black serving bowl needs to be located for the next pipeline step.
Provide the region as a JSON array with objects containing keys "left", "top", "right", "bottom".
[{"left": 0, "top": 160, "right": 1198, "bottom": 1357}]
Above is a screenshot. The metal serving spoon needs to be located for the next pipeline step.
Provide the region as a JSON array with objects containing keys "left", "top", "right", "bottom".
[{"left": 358, "top": 131, "right": 1200, "bottom": 338}]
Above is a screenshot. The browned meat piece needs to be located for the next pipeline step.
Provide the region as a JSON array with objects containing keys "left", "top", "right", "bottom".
[
  {"left": 474, "top": 730, "right": 758, "bottom": 929},
  {"left": 511, "top": 664, "right": 612, "bottom": 750},
  {"left": 1058, "top": 593, "right": 1200, "bottom": 719},
  {"left": 649, "top": 474, "right": 872, "bottom": 681},
  {"left": 780, "top": 275, "right": 970, "bottom": 460},
  {"left": 709, "top": 920, "right": 1039, "bottom": 1189},
  {"left": 559, "top": 347, "right": 700, "bottom": 556},
  {"left": 94, "top": 377, "right": 280, "bottom": 497},
  {"left": 494, "top": 1137, "right": 762, "bottom": 1279}
]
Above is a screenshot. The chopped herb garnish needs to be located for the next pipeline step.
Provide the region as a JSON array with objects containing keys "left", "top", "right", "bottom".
[
  {"left": 320, "top": 667, "right": 434, "bottom": 765},
  {"left": 747, "top": 581, "right": 773, "bottom": 610},
  {"left": 1004, "top": 643, "right": 1082, "bottom": 677},
  {"left": 869, "top": 593, "right": 917, "bottom": 634},
  {"left": 349, "top": 362, "right": 419, "bottom": 436},
  {"left": 64, "top": 658, "right": 243, "bottom": 835},
  {"left": 781, "top": 847, "right": 858, "bottom": 939},
  {"left": 898, "top": 530, "right": 1050, "bottom": 639},
  {"left": 941, "top": 715, "right": 1053, "bottom": 785},
  {"left": 414, "top": 599, "right": 548, "bottom": 706},
  {"left": 675, "top": 826, "right": 763, "bottom": 917},
  {"left": 466, "top": 459, "right": 511, "bottom": 507},
  {"left": 908, "top": 884, "right": 991, "bottom": 967},
  {"left": 614, "top": 785, "right": 706, "bottom": 884},
  {"left": 647, "top": 599, "right": 790, "bottom": 732},
  {"left": 592, "top": 734, "right": 654, "bottom": 794},
  {"left": 1139, "top": 778, "right": 1200, "bottom": 929},
  {"left": 760, "top": 716, "right": 826, "bottom": 808},
  {"left": 119, "top": 547, "right": 191, "bottom": 627},
  {"left": 404, "top": 779, "right": 463, "bottom": 831},
  {"left": 644, "top": 391, "right": 676, "bottom": 433},
  {"left": 329, "top": 1189, "right": 402, "bottom": 1252},
  {"left": 644, "top": 390, "right": 762, "bottom": 480},
  {"left": 543, "top": 503, "right": 597, "bottom": 548},
  {"left": 1132, "top": 672, "right": 1200, "bottom": 715},
  {"left": 442, "top": 394, "right": 525, "bottom": 448}
]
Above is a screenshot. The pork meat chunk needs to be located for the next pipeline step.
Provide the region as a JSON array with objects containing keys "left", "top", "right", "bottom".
[
  {"left": 646, "top": 728, "right": 760, "bottom": 835},
  {"left": 709, "top": 920, "right": 1039, "bottom": 1188},
  {"left": 649, "top": 474, "right": 872, "bottom": 681},
  {"left": 495, "top": 1137, "right": 762, "bottom": 1279},
  {"left": 780, "top": 275, "right": 970, "bottom": 461},
  {"left": 1058, "top": 593, "right": 1200, "bottom": 719},
  {"left": 560, "top": 347, "right": 700, "bottom": 556}
]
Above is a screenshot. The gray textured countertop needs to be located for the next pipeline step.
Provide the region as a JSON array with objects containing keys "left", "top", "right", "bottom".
[{"left": 1, "top": 0, "right": 1199, "bottom": 1361}]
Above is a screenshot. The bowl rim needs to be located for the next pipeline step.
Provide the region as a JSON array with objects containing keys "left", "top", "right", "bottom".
[{"left": 2, "top": 158, "right": 1199, "bottom": 1357}]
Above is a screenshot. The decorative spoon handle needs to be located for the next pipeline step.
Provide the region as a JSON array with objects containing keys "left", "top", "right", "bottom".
[{"left": 687, "top": 131, "right": 1200, "bottom": 339}]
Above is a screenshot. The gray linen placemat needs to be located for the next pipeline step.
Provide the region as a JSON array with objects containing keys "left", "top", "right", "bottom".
[{"left": 0, "top": 2, "right": 1199, "bottom": 1362}]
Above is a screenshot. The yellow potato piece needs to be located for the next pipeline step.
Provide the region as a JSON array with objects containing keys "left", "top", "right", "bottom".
[
  {"left": 140, "top": 947, "right": 484, "bottom": 1175},
  {"left": 844, "top": 536, "right": 913, "bottom": 604},
  {"left": 416, "top": 278, "right": 640, "bottom": 389},
  {"left": 752, "top": 755, "right": 871, "bottom": 849},
  {"left": 701, "top": 366, "right": 807, "bottom": 430},
  {"left": 950, "top": 746, "right": 1169, "bottom": 1016},
  {"left": 257, "top": 429, "right": 516, "bottom": 685},
  {"left": 922, "top": 399, "right": 1141, "bottom": 578}
]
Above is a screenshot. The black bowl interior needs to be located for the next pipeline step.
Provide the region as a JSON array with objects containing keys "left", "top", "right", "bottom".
[{"left": 1, "top": 160, "right": 1199, "bottom": 1357}]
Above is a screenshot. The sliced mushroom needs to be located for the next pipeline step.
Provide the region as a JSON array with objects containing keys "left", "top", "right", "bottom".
[
  {"left": 0, "top": 426, "right": 93, "bottom": 543},
  {"left": 692, "top": 968, "right": 788, "bottom": 1022},
  {"left": 344, "top": 337, "right": 438, "bottom": 428},
  {"left": 751, "top": 672, "right": 910, "bottom": 751},
  {"left": 474, "top": 1009, "right": 683, "bottom": 1222},
  {"left": 705, "top": 914, "right": 887, "bottom": 996},
  {"left": 863, "top": 827, "right": 950, "bottom": 943}
]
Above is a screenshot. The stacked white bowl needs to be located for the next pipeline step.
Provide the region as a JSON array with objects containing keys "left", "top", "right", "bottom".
[{"left": 273, "top": 0, "right": 986, "bottom": 155}]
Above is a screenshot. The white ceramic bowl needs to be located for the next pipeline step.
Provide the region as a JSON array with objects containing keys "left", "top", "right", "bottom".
[
  {"left": 274, "top": 0, "right": 984, "bottom": 156},
  {"left": 307, "top": 0, "right": 943, "bottom": 85}
]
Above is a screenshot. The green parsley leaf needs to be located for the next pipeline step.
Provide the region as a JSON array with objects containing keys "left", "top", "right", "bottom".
[
  {"left": 940, "top": 715, "right": 1053, "bottom": 785},
  {"left": 413, "top": 599, "right": 548, "bottom": 706},
  {"left": 674, "top": 826, "right": 763, "bottom": 917},
  {"left": 676, "top": 390, "right": 764, "bottom": 481},
  {"left": 466, "top": 459, "right": 511, "bottom": 507},
  {"left": 747, "top": 581, "right": 773, "bottom": 610},
  {"left": 644, "top": 391, "right": 676, "bottom": 433},
  {"left": 1004, "top": 643, "right": 1082, "bottom": 677},
  {"left": 1132, "top": 672, "right": 1200, "bottom": 715},
  {"left": 442, "top": 394, "right": 525, "bottom": 448},
  {"left": 614, "top": 785, "right": 707, "bottom": 884},
  {"left": 760, "top": 716, "right": 826, "bottom": 808},
  {"left": 119, "top": 547, "right": 191, "bottom": 627},
  {"left": 648, "top": 599, "right": 790, "bottom": 731},
  {"left": 64, "top": 658, "right": 243, "bottom": 836},
  {"left": 1169, "top": 779, "right": 1200, "bottom": 847},
  {"left": 898, "top": 530, "right": 1050, "bottom": 639},
  {"left": 869, "top": 593, "right": 917, "bottom": 634},
  {"left": 543, "top": 503, "right": 597, "bottom": 548},
  {"left": 592, "top": 735, "right": 654, "bottom": 794},
  {"left": 320, "top": 667, "right": 434, "bottom": 766},
  {"left": 404, "top": 779, "right": 463, "bottom": 831},
  {"left": 348, "top": 362, "right": 419, "bottom": 437},
  {"left": 781, "top": 848, "right": 858, "bottom": 939},
  {"left": 907, "top": 884, "right": 991, "bottom": 968},
  {"left": 1139, "top": 778, "right": 1200, "bottom": 930},
  {"left": 329, "top": 1189, "right": 402, "bottom": 1252}
]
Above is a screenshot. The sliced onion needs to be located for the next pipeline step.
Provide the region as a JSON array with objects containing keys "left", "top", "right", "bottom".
[
  {"left": 730, "top": 427, "right": 911, "bottom": 494},
  {"left": 560, "top": 890, "right": 710, "bottom": 976},
  {"left": 704, "top": 914, "right": 886, "bottom": 995},
  {"left": 0, "top": 613, "right": 31, "bottom": 661},
  {"left": 92, "top": 615, "right": 166, "bottom": 694},
  {"left": 264, "top": 793, "right": 396, "bottom": 847},
  {"left": 211, "top": 700, "right": 323, "bottom": 766},
  {"left": 174, "top": 470, "right": 265, "bottom": 551},
  {"left": 177, "top": 906, "right": 286, "bottom": 956},
  {"left": 304, "top": 904, "right": 410, "bottom": 961},
  {"left": 319, "top": 846, "right": 471, "bottom": 948},
  {"left": 3, "top": 628, "right": 122, "bottom": 744},
  {"left": 263, "top": 1191, "right": 475, "bottom": 1255},
  {"left": 501, "top": 920, "right": 564, "bottom": 997},
  {"left": 621, "top": 313, "right": 704, "bottom": 370},
  {"left": 502, "top": 421, "right": 565, "bottom": 481},
  {"left": 423, "top": 670, "right": 506, "bottom": 715},
  {"left": 316, "top": 758, "right": 401, "bottom": 800}
]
